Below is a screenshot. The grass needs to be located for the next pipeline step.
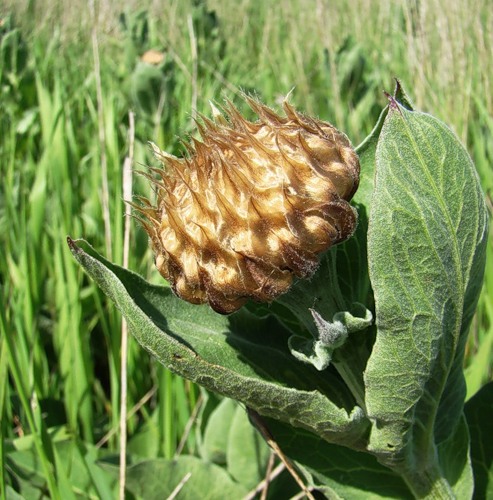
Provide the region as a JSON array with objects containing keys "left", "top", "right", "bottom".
[{"left": 1, "top": 0, "right": 492, "bottom": 497}]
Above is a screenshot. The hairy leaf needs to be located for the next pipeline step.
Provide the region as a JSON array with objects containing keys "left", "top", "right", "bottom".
[
  {"left": 265, "top": 418, "right": 410, "bottom": 499},
  {"left": 68, "top": 239, "right": 370, "bottom": 449},
  {"left": 366, "top": 101, "right": 488, "bottom": 481},
  {"left": 436, "top": 415, "right": 474, "bottom": 498}
]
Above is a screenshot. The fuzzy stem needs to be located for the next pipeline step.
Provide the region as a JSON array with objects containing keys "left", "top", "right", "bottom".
[{"left": 332, "top": 358, "right": 367, "bottom": 410}]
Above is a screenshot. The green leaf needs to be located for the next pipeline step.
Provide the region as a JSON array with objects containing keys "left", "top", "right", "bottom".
[
  {"left": 5, "top": 427, "right": 115, "bottom": 499},
  {"left": 465, "top": 382, "right": 493, "bottom": 499},
  {"left": 68, "top": 239, "right": 370, "bottom": 450},
  {"left": 265, "top": 418, "right": 411, "bottom": 499},
  {"left": 123, "top": 456, "right": 248, "bottom": 499},
  {"left": 5, "top": 486, "right": 25, "bottom": 500},
  {"left": 226, "top": 404, "right": 271, "bottom": 489},
  {"left": 201, "top": 398, "right": 237, "bottom": 465},
  {"left": 365, "top": 101, "right": 488, "bottom": 480},
  {"left": 436, "top": 415, "right": 474, "bottom": 499},
  {"left": 199, "top": 397, "right": 293, "bottom": 494},
  {"left": 126, "top": 416, "right": 160, "bottom": 459}
]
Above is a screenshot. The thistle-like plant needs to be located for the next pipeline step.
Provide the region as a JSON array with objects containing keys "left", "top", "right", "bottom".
[
  {"left": 69, "top": 82, "right": 490, "bottom": 499},
  {"left": 134, "top": 96, "right": 359, "bottom": 313}
]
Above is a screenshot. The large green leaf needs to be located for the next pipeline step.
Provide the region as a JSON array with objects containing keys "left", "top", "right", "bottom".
[
  {"left": 265, "top": 417, "right": 410, "bottom": 499},
  {"left": 436, "top": 415, "right": 474, "bottom": 498},
  {"left": 199, "top": 397, "right": 271, "bottom": 490},
  {"left": 365, "top": 100, "right": 488, "bottom": 488},
  {"left": 68, "top": 239, "right": 370, "bottom": 449}
]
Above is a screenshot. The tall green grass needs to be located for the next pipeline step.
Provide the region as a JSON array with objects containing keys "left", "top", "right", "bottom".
[{"left": 1, "top": 0, "right": 491, "bottom": 496}]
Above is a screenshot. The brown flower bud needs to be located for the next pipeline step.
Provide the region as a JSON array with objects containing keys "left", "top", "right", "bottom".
[{"left": 136, "top": 96, "right": 360, "bottom": 314}]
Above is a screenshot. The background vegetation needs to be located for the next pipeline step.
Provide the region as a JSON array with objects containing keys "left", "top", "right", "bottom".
[{"left": 1, "top": 0, "right": 491, "bottom": 497}]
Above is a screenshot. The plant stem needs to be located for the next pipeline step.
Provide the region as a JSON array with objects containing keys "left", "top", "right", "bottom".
[
  {"left": 119, "top": 111, "right": 135, "bottom": 500},
  {"left": 332, "top": 359, "right": 367, "bottom": 410},
  {"left": 90, "top": 0, "right": 112, "bottom": 262}
]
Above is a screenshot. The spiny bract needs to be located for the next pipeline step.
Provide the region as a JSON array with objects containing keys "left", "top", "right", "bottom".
[{"left": 136, "top": 96, "right": 360, "bottom": 314}]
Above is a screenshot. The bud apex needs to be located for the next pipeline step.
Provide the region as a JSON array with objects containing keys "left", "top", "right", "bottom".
[{"left": 136, "top": 96, "right": 360, "bottom": 314}]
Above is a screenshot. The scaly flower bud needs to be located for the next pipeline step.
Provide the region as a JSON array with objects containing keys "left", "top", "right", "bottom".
[{"left": 136, "top": 96, "right": 360, "bottom": 314}]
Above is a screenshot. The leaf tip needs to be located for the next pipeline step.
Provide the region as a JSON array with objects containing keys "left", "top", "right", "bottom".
[
  {"left": 383, "top": 91, "right": 399, "bottom": 110},
  {"left": 393, "top": 77, "right": 402, "bottom": 94},
  {"left": 66, "top": 236, "right": 81, "bottom": 255}
]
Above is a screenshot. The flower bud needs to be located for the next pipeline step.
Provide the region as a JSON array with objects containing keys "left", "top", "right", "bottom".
[{"left": 136, "top": 96, "right": 360, "bottom": 314}]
